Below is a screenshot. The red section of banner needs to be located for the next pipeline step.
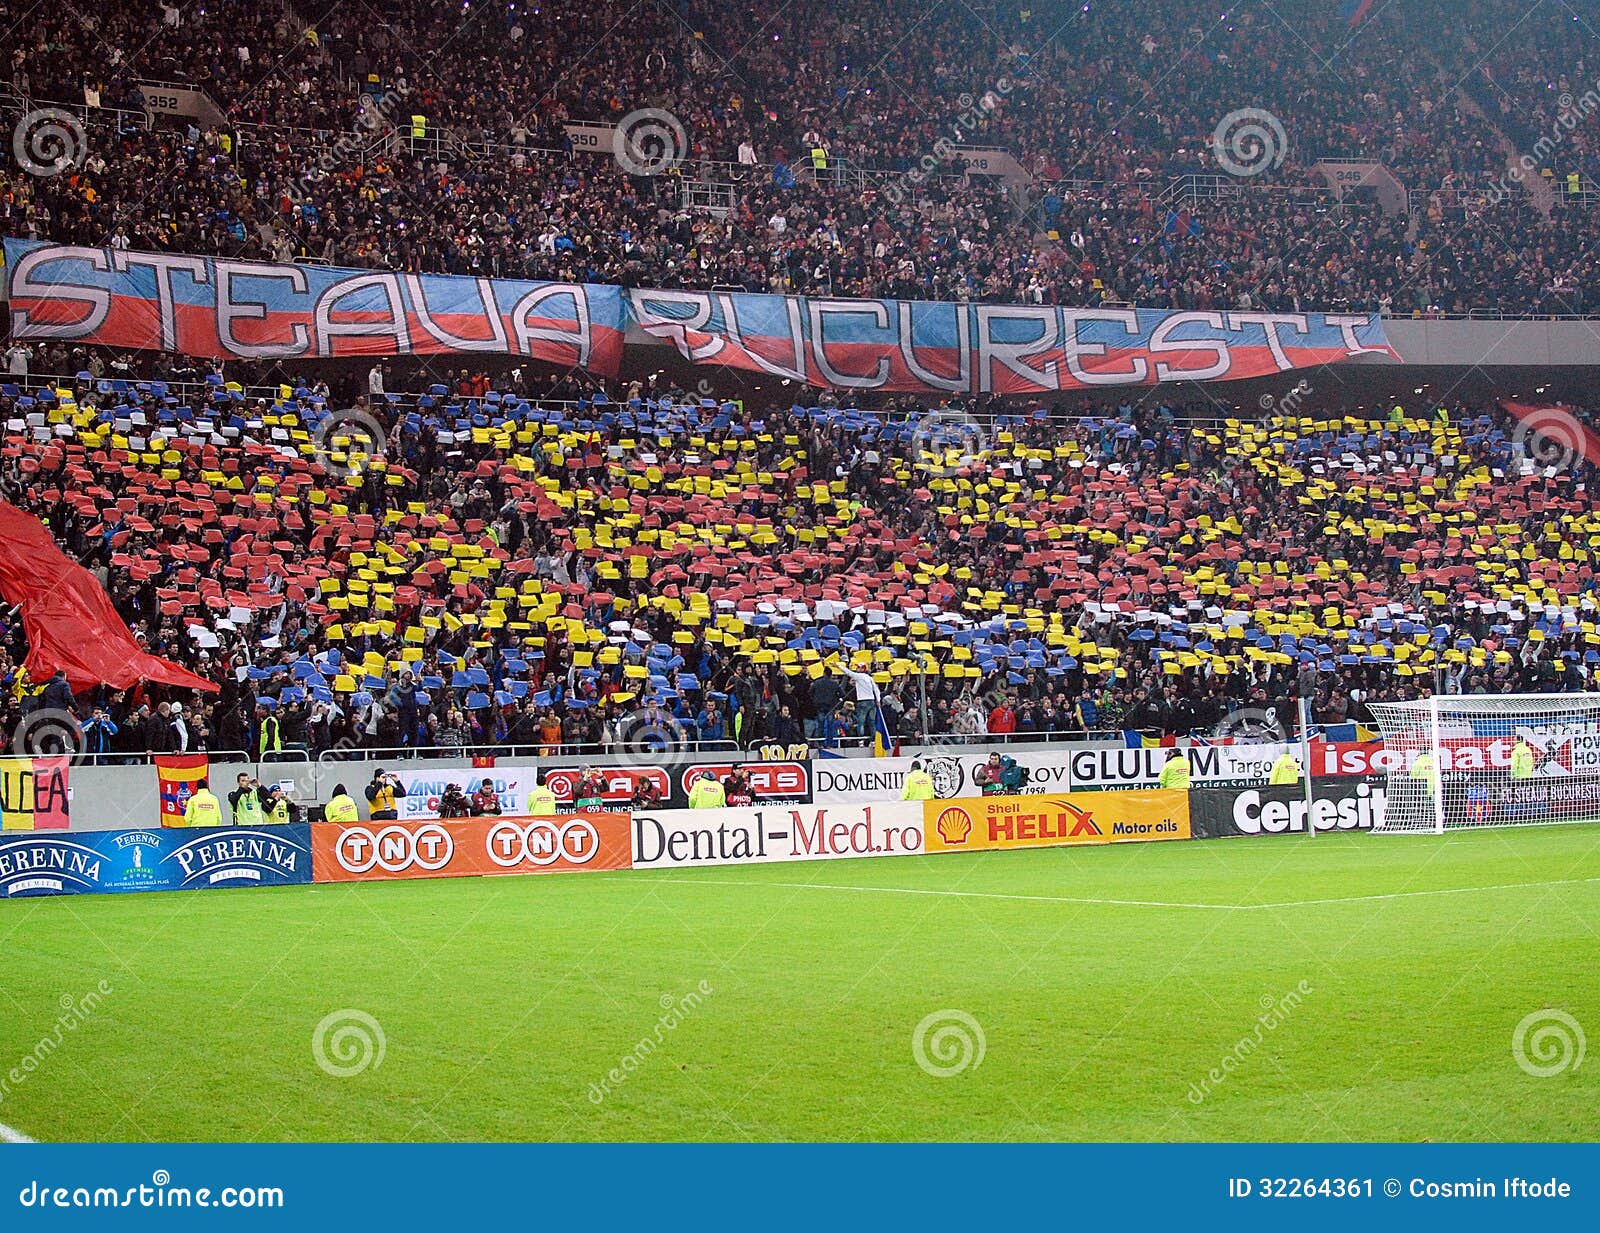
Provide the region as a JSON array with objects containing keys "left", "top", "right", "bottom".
[
  {"left": 156, "top": 754, "right": 211, "bottom": 826},
  {"left": 1500, "top": 400, "right": 1600, "bottom": 470},
  {"left": 0, "top": 503, "right": 220, "bottom": 694}
]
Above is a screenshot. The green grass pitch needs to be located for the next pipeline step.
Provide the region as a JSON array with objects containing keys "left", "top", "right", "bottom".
[{"left": 1, "top": 827, "right": 1595, "bottom": 1142}]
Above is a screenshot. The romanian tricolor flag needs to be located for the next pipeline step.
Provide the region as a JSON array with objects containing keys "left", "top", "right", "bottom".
[
  {"left": 0, "top": 756, "right": 71, "bottom": 830},
  {"left": 156, "top": 753, "right": 210, "bottom": 826},
  {"left": 872, "top": 705, "right": 899, "bottom": 758}
]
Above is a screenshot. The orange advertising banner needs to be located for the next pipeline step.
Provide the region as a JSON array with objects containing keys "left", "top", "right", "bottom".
[
  {"left": 922, "top": 790, "right": 1190, "bottom": 853},
  {"left": 312, "top": 814, "right": 632, "bottom": 883}
]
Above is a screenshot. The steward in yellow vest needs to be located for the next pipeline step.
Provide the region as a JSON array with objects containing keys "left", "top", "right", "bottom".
[
  {"left": 324, "top": 785, "right": 360, "bottom": 825},
  {"left": 183, "top": 781, "right": 222, "bottom": 828},
  {"left": 902, "top": 762, "right": 936, "bottom": 800}
]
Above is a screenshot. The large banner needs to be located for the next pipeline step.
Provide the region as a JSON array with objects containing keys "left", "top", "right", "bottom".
[
  {"left": 630, "top": 802, "right": 923, "bottom": 869},
  {"left": 312, "top": 814, "right": 632, "bottom": 882},
  {"left": 1189, "top": 780, "right": 1387, "bottom": 838},
  {"left": 0, "top": 502, "right": 218, "bottom": 694},
  {"left": 3, "top": 240, "right": 627, "bottom": 373},
  {"left": 922, "top": 790, "right": 1189, "bottom": 853},
  {"left": 0, "top": 756, "right": 70, "bottom": 831},
  {"left": 4, "top": 240, "right": 1396, "bottom": 391},
  {"left": 0, "top": 824, "right": 311, "bottom": 897},
  {"left": 630, "top": 289, "right": 1397, "bottom": 394}
]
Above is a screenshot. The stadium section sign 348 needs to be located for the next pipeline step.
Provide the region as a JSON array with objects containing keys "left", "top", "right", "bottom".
[{"left": 4, "top": 241, "right": 1397, "bottom": 394}]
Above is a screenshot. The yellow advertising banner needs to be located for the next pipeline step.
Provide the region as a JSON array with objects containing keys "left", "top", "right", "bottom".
[{"left": 922, "top": 790, "right": 1189, "bottom": 853}]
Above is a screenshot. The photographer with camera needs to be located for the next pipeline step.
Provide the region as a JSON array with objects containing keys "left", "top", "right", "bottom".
[
  {"left": 229, "top": 772, "right": 263, "bottom": 827},
  {"left": 366, "top": 767, "right": 407, "bottom": 820}
]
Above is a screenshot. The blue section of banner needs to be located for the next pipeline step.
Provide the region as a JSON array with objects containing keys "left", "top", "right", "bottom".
[
  {"left": 0, "top": 1145, "right": 1593, "bottom": 1226},
  {"left": 2, "top": 239, "right": 627, "bottom": 373},
  {"left": 0, "top": 825, "right": 312, "bottom": 897}
]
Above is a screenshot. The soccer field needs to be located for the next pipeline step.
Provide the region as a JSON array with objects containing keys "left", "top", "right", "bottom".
[{"left": 1, "top": 827, "right": 1596, "bottom": 1143}]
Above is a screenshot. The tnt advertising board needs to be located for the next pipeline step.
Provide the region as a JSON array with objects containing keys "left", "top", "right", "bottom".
[
  {"left": 1189, "top": 780, "right": 1388, "bottom": 838},
  {"left": 312, "top": 814, "right": 632, "bottom": 882},
  {"left": 0, "top": 825, "right": 311, "bottom": 897},
  {"left": 921, "top": 790, "right": 1189, "bottom": 854},
  {"left": 630, "top": 802, "right": 923, "bottom": 869}
]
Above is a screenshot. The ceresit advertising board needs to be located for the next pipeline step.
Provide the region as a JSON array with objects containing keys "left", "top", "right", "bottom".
[
  {"left": 630, "top": 802, "right": 923, "bottom": 869},
  {"left": 922, "top": 790, "right": 1189, "bottom": 853},
  {"left": 313, "top": 814, "right": 631, "bottom": 882}
]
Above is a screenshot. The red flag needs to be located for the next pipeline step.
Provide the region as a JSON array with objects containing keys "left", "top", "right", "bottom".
[
  {"left": 156, "top": 754, "right": 210, "bottom": 826},
  {"left": 0, "top": 503, "right": 218, "bottom": 694}
]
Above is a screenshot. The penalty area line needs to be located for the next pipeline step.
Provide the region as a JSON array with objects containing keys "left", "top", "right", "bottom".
[{"left": 630, "top": 874, "right": 1600, "bottom": 911}]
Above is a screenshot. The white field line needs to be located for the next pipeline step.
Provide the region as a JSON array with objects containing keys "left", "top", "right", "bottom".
[{"left": 630, "top": 874, "right": 1600, "bottom": 911}]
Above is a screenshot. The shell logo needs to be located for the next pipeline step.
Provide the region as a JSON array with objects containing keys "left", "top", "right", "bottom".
[{"left": 935, "top": 807, "right": 974, "bottom": 845}]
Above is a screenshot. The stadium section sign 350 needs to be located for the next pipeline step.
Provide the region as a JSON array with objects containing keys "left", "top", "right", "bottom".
[{"left": 4, "top": 240, "right": 1397, "bottom": 393}]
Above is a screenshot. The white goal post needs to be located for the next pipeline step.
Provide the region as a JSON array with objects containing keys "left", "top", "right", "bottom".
[{"left": 1366, "top": 693, "right": 1600, "bottom": 832}]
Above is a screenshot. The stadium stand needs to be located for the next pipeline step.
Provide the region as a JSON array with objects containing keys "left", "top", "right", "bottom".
[
  {"left": 2, "top": 368, "right": 1596, "bottom": 758},
  {"left": 1, "top": 1, "right": 1598, "bottom": 312}
]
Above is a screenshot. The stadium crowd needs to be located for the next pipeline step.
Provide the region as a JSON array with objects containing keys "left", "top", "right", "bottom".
[
  {"left": 0, "top": 1, "right": 1597, "bottom": 313},
  {"left": 2, "top": 366, "right": 1596, "bottom": 760}
]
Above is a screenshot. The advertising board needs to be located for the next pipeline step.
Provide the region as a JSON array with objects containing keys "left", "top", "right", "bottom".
[
  {"left": 0, "top": 825, "right": 312, "bottom": 897},
  {"left": 313, "top": 815, "right": 632, "bottom": 882},
  {"left": 630, "top": 802, "right": 923, "bottom": 869},
  {"left": 922, "top": 791, "right": 1189, "bottom": 853}
]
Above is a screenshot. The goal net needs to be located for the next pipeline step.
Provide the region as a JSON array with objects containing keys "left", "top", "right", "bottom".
[{"left": 1367, "top": 693, "right": 1600, "bottom": 832}]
